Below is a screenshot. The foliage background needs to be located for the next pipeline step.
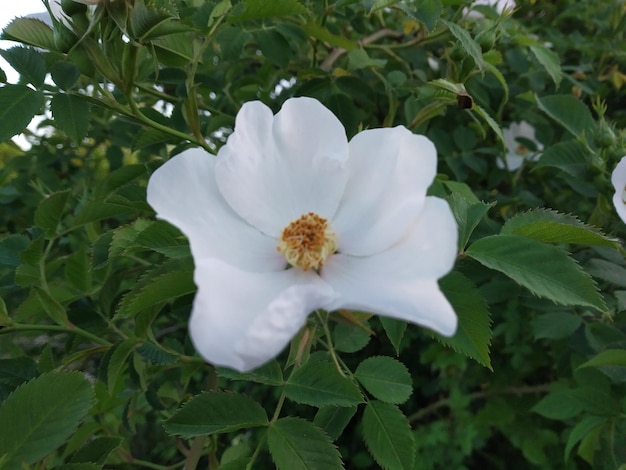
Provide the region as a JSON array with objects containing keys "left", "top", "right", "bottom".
[{"left": 1, "top": 0, "right": 626, "bottom": 469}]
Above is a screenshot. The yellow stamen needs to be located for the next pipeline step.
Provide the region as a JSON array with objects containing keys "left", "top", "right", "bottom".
[{"left": 277, "top": 212, "right": 338, "bottom": 271}]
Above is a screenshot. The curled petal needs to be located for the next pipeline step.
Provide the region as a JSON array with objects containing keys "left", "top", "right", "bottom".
[
  {"left": 190, "top": 259, "right": 337, "bottom": 372},
  {"left": 322, "top": 197, "right": 458, "bottom": 336},
  {"left": 611, "top": 156, "right": 626, "bottom": 224},
  {"left": 332, "top": 127, "right": 437, "bottom": 256},
  {"left": 215, "top": 98, "right": 349, "bottom": 237},
  {"left": 146, "top": 148, "right": 284, "bottom": 272}
]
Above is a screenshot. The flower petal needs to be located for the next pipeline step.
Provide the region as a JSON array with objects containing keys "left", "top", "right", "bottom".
[
  {"left": 611, "top": 156, "right": 626, "bottom": 224},
  {"left": 322, "top": 197, "right": 458, "bottom": 336},
  {"left": 332, "top": 127, "right": 437, "bottom": 256},
  {"left": 215, "top": 98, "right": 349, "bottom": 237},
  {"left": 189, "top": 258, "right": 337, "bottom": 372},
  {"left": 146, "top": 148, "right": 284, "bottom": 272}
]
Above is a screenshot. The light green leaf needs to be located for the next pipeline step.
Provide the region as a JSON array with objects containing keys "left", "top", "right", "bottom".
[
  {"left": 285, "top": 361, "right": 364, "bottom": 407},
  {"left": 50, "top": 94, "right": 91, "bottom": 143},
  {"left": 267, "top": 417, "right": 343, "bottom": 470},
  {"left": 502, "top": 209, "right": 618, "bottom": 248},
  {"left": 1, "top": 18, "right": 56, "bottom": 50},
  {"left": 163, "top": 391, "right": 268, "bottom": 437},
  {"left": 355, "top": 357, "right": 412, "bottom": 404},
  {"left": 0, "top": 47, "right": 46, "bottom": 88},
  {"left": 438, "top": 271, "right": 492, "bottom": 368},
  {"left": 362, "top": 401, "right": 415, "bottom": 470},
  {"left": 231, "top": 0, "right": 308, "bottom": 21},
  {"left": 34, "top": 190, "right": 70, "bottom": 236},
  {"left": 578, "top": 349, "right": 626, "bottom": 369},
  {"left": 0, "top": 84, "right": 45, "bottom": 142},
  {"left": 536, "top": 94, "right": 595, "bottom": 139},
  {"left": 347, "top": 49, "right": 387, "bottom": 70},
  {"left": 443, "top": 20, "right": 485, "bottom": 71},
  {"left": 0, "top": 371, "right": 94, "bottom": 468},
  {"left": 466, "top": 235, "right": 606, "bottom": 311},
  {"left": 472, "top": 104, "right": 505, "bottom": 144},
  {"left": 532, "top": 312, "right": 582, "bottom": 340},
  {"left": 530, "top": 45, "right": 562, "bottom": 87},
  {"left": 313, "top": 406, "right": 358, "bottom": 441}
]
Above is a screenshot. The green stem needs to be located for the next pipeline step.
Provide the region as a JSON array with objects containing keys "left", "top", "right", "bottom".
[
  {"left": 316, "top": 311, "right": 346, "bottom": 377},
  {"left": 3, "top": 322, "right": 112, "bottom": 346}
]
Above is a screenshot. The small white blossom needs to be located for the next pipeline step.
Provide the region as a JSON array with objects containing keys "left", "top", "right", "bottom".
[
  {"left": 498, "top": 120, "right": 543, "bottom": 171},
  {"left": 465, "top": 0, "right": 516, "bottom": 19},
  {"left": 147, "top": 97, "right": 458, "bottom": 372},
  {"left": 611, "top": 156, "right": 626, "bottom": 224}
]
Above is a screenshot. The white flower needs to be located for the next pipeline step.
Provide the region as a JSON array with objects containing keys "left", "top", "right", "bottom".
[
  {"left": 611, "top": 156, "right": 626, "bottom": 224},
  {"left": 498, "top": 120, "right": 543, "bottom": 171},
  {"left": 464, "top": 0, "right": 516, "bottom": 19},
  {"left": 147, "top": 97, "right": 458, "bottom": 372}
]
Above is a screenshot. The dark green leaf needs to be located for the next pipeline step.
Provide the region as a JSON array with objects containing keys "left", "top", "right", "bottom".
[
  {"left": 535, "top": 140, "right": 590, "bottom": 177},
  {"left": 448, "top": 193, "right": 493, "bottom": 250},
  {"left": 50, "top": 94, "right": 91, "bottom": 142},
  {"left": 362, "top": 401, "right": 415, "bottom": 470},
  {"left": 379, "top": 317, "right": 406, "bottom": 355},
  {"left": 1, "top": 18, "right": 56, "bottom": 50},
  {"left": 587, "top": 258, "right": 626, "bottom": 288},
  {"left": 71, "top": 437, "right": 123, "bottom": 464},
  {"left": 355, "top": 357, "right": 412, "bottom": 404},
  {"left": 438, "top": 271, "right": 492, "bottom": 369},
  {"left": 0, "top": 85, "right": 45, "bottom": 142},
  {"left": 34, "top": 287, "right": 69, "bottom": 326},
  {"left": 284, "top": 361, "right": 364, "bottom": 407},
  {"left": 231, "top": 0, "right": 307, "bottom": 21},
  {"left": 466, "top": 235, "right": 606, "bottom": 311},
  {"left": 443, "top": 20, "right": 485, "bottom": 71},
  {"left": 0, "top": 235, "right": 29, "bottom": 267},
  {"left": 136, "top": 341, "right": 178, "bottom": 365},
  {"left": 564, "top": 416, "right": 605, "bottom": 461},
  {"left": 107, "top": 339, "right": 137, "bottom": 393},
  {"left": 50, "top": 61, "right": 81, "bottom": 90},
  {"left": 0, "top": 372, "right": 94, "bottom": 467},
  {"left": 532, "top": 312, "right": 582, "bottom": 340},
  {"left": 65, "top": 249, "right": 91, "bottom": 293},
  {"left": 0, "top": 47, "right": 46, "bottom": 88},
  {"left": 333, "top": 321, "right": 371, "bottom": 353},
  {"left": 536, "top": 94, "right": 595, "bottom": 139},
  {"left": 34, "top": 190, "right": 70, "bottom": 235},
  {"left": 313, "top": 406, "right": 358, "bottom": 441},
  {"left": 267, "top": 417, "right": 343, "bottom": 470},
  {"left": 531, "top": 389, "right": 583, "bottom": 420},
  {"left": 578, "top": 349, "right": 626, "bottom": 369},
  {"left": 217, "top": 360, "right": 284, "bottom": 386},
  {"left": 410, "top": 0, "right": 442, "bottom": 32},
  {"left": 163, "top": 391, "right": 268, "bottom": 437}
]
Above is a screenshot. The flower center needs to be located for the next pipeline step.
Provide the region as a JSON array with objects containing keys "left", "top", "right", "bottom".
[
  {"left": 277, "top": 212, "right": 338, "bottom": 271},
  {"left": 516, "top": 143, "right": 529, "bottom": 156}
]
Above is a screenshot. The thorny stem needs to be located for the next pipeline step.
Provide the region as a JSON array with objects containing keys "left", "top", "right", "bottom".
[{"left": 408, "top": 383, "right": 553, "bottom": 423}]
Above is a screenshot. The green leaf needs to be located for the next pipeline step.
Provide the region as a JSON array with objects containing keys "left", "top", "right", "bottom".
[
  {"left": 65, "top": 248, "right": 91, "bottom": 293},
  {"left": 379, "top": 317, "right": 407, "bottom": 355},
  {"left": 34, "top": 190, "right": 70, "bottom": 235},
  {"left": 529, "top": 45, "right": 562, "bottom": 87},
  {"left": 107, "top": 339, "right": 137, "bottom": 393},
  {"left": 532, "top": 312, "right": 582, "bottom": 340},
  {"left": 466, "top": 235, "right": 606, "bottom": 311},
  {"left": 409, "top": 0, "right": 442, "bottom": 32},
  {"left": 163, "top": 391, "right": 268, "bottom": 437},
  {"left": 217, "top": 360, "right": 284, "bottom": 386},
  {"left": 536, "top": 94, "right": 595, "bottom": 139},
  {"left": 535, "top": 140, "right": 591, "bottom": 177},
  {"left": 438, "top": 271, "right": 492, "bottom": 369},
  {"left": 34, "top": 287, "right": 69, "bottom": 326},
  {"left": 0, "top": 357, "right": 38, "bottom": 392},
  {"left": 564, "top": 416, "right": 605, "bottom": 461},
  {"left": 50, "top": 94, "right": 91, "bottom": 143},
  {"left": 313, "top": 406, "right": 358, "bottom": 441},
  {"left": 586, "top": 259, "right": 626, "bottom": 288},
  {"left": 1, "top": 18, "right": 56, "bottom": 50},
  {"left": 267, "top": 417, "right": 343, "bottom": 470},
  {"left": 355, "top": 357, "right": 412, "bottom": 404},
  {"left": 0, "top": 47, "right": 46, "bottom": 88},
  {"left": 578, "top": 349, "right": 626, "bottom": 369},
  {"left": 447, "top": 193, "right": 493, "bottom": 250},
  {"left": 54, "top": 464, "right": 102, "bottom": 470},
  {"left": 332, "top": 321, "right": 371, "bottom": 353},
  {"left": 72, "top": 201, "right": 136, "bottom": 226},
  {"left": 136, "top": 342, "right": 178, "bottom": 365},
  {"left": 0, "top": 84, "right": 45, "bottom": 142},
  {"left": 50, "top": 61, "right": 81, "bottom": 91},
  {"left": 0, "top": 297, "right": 10, "bottom": 326},
  {"left": 501, "top": 209, "right": 618, "bottom": 248},
  {"left": 347, "top": 49, "right": 387, "bottom": 70},
  {"left": 300, "top": 23, "right": 357, "bottom": 50},
  {"left": 531, "top": 389, "right": 583, "bottom": 420},
  {"left": 231, "top": 0, "right": 307, "bottom": 21},
  {"left": 284, "top": 361, "right": 364, "bottom": 407},
  {"left": 0, "top": 371, "right": 94, "bottom": 468},
  {"left": 443, "top": 20, "right": 485, "bottom": 71},
  {"left": 0, "top": 234, "right": 29, "bottom": 267},
  {"left": 70, "top": 436, "right": 123, "bottom": 464},
  {"left": 362, "top": 401, "right": 415, "bottom": 470}
]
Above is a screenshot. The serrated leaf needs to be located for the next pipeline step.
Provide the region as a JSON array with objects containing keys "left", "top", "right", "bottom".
[
  {"left": 466, "top": 235, "right": 606, "bottom": 311},
  {"left": 50, "top": 94, "right": 91, "bottom": 143},
  {"left": 502, "top": 209, "right": 618, "bottom": 248},
  {"left": 532, "top": 312, "right": 582, "bottom": 340},
  {"left": 300, "top": 23, "right": 357, "bottom": 50},
  {"left": 72, "top": 201, "right": 135, "bottom": 226},
  {"left": 355, "top": 357, "right": 412, "bottom": 404},
  {"left": 362, "top": 401, "right": 415, "bottom": 470},
  {"left": 70, "top": 436, "right": 123, "bottom": 464},
  {"left": 0, "top": 297, "right": 10, "bottom": 327},
  {"left": 34, "top": 287, "right": 69, "bottom": 326},
  {"left": 530, "top": 45, "right": 562, "bottom": 87},
  {"left": 284, "top": 361, "right": 364, "bottom": 407},
  {"left": 267, "top": 417, "right": 343, "bottom": 470},
  {"left": 313, "top": 406, "right": 358, "bottom": 441},
  {"left": 443, "top": 20, "right": 485, "bottom": 71},
  {"left": 163, "top": 391, "right": 268, "bottom": 437},
  {"left": 1, "top": 18, "right": 56, "bottom": 50},
  {"left": 0, "top": 372, "right": 94, "bottom": 467},
  {"left": 50, "top": 61, "right": 81, "bottom": 91},
  {"left": 438, "top": 271, "right": 492, "bottom": 369},
  {"left": 136, "top": 341, "right": 178, "bottom": 365},
  {"left": 0, "top": 84, "right": 45, "bottom": 142},
  {"left": 34, "top": 190, "right": 70, "bottom": 235},
  {"left": 535, "top": 140, "right": 590, "bottom": 177},
  {"left": 332, "top": 321, "right": 371, "bottom": 353},
  {"left": 231, "top": 0, "right": 307, "bottom": 21},
  {"left": 379, "top": 317, "right": 407, "bottom": 355},
  {"left": 65, "top": 249, "right": 91, "bottom": 293},
  {"left": 448, "top": 193, "right": 493, "bottom": 250},
  {"left": 536, "top": 94, "right": 595, "bottom": 139},
  {"left": 586, "top": 259, "right": 626, "bottom": 288},
  {"left": 578, "top": 349, "right": 626, "bottom": 369},
  {"left": 217, "top": 360, "right": 284, "bottom": 386},
  {"left": 107, "top": 339, "right": 137, "bottom": 393},
  {"left": 0, "top": 358, "right": 38, "bottom": 392},
  {"left": 409, "top": 0, "right": 442, "bottom": 32},
  {"left": 0, "top": 47, "right": 46, "bottom": 88}
]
